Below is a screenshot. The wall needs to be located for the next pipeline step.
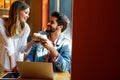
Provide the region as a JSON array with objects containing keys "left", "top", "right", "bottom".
[
  {"left": 29, "top": 0, "right": 42, "bottom": 35},
  {"left": 72, "top": 0, "right": 120, "bottom": 80},
  {"left": 49, "top": 0, "right": 72, "bottom": 38},
  {"left": 28, "top": 0, "right": 48, "bottom": 35},
  {"left": 0, "top": 9, "right": 8, "bottom": 17}
]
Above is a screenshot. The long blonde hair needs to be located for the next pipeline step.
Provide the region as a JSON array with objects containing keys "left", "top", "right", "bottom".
[{"left": 5, "top": 1, "right": 29, "bottom": 37}]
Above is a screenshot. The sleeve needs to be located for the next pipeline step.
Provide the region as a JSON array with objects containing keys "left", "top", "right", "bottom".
[
  {"left": 24, "top": 45, "right": 37, "bottom": 61},
  {"left": 6, "top": 38, "right": 15, "bottom": 56},
  {"left": 0, "top": 21, "right": 15, "bottom": 56},
  {"left": 54, "top": 39, "right": 72, "bottom": 71},
  {"left": 0, "top": 31, "right": 7, "bottom": 66},
  {"left": 19, "top": 23, "right": 30, "bottom": 53},
  {"left": 0, "top": 37, "right": 15, "bottom": 57},
  {"left": 0, "top": 19, "right": 7, "bottom": 46}
]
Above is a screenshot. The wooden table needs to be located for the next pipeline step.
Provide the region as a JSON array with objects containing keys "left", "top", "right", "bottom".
[
  {"left": 54, "top": 71, "right": 70, "bottom": 80},
  {"left": 0, "top": 71, "right": 70, "bottom": 80}
]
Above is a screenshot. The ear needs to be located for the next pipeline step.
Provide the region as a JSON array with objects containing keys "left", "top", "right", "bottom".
[{"left": 58, "top": 25, "right": 63, "bottom": 29}]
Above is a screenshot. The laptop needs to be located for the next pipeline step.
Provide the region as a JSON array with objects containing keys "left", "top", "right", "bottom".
[
  {"left": 0, "top": 62, "right": 54, "bottom": 80},
  {"left": 17, "top": 62, "right": 54, "bottom": 80}
]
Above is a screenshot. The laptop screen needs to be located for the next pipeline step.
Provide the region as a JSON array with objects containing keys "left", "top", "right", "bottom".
[{"left": 17, "top": 62, "right": 54, "bottom": 79}]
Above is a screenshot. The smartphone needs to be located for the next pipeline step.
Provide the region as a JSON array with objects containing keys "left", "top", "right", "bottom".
[{"left": 0, "top": 72, "right": 20, "bottom": 79}]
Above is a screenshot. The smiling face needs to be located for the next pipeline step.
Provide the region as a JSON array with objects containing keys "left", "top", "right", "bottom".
[{"left": 19, "top": 8, "right": 30, "bottom": 23}]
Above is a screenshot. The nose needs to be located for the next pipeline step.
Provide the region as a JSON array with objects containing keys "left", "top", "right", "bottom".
[
  {"left": 47, "top": 22, "right": 51, "bottom": 26},
  {"left": 27, "top": 14, "right": 29, "bottom": 18}
]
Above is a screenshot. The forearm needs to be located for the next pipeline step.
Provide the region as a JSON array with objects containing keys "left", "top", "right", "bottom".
[
  {"left": 48, "top": 47, "right": 71, "bottom": 71},
  {"left": 8, "top": 55, "right": 16, "bottom": 70},
  {"left": 24, "top": 40, "right": 35, "bottom": 54},
  {"left": 54, "top": 55, "right": 71, "bottom": 71},
  {"left": 49, "top": 46, "right": 59, "bottom": 59},
  {"left": 24, "top": 55, "right": 34, "bottom": 62}
]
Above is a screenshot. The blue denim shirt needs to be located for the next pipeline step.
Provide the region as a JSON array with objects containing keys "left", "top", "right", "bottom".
[{"left": 25, "top": 32, "right": 72, "bottom": 72}]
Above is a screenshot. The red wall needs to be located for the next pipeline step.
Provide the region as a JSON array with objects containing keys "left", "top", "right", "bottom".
[{"left": 72, "top": 0, "right": 120, "bottom": 80}]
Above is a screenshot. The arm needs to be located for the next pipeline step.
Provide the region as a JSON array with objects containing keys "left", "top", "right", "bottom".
[
  {"left": 8, "top": 54, "right": 16, "bottom": 71},
  {"left": 41, "top": 38, "right": 71, "bottom": 71},
  {"left": 41, "top": 39, "right": 59, "bottom": 58},
  {"left": 53, "top": 39, "right": 71, "bottom": 71},
  {"left": 18, "top": 23, "right": 31, "bottom": 54},
  {"left": 24, "top": 45, "right": 37, "bottom": 62},
  {"left": 20, "top": 23, "right": 39, "bottom": 55},
  {"left": 6, "top": 38, "right": 16, "bottom": 71},
  {"left": 0, "top": 19, "right": 17, "bottom": 71},
  {"left": 24, "top": 40, "right": 36, "bottom": 54},
  {"left": 54, "top": 43, "right": 71, "bottom": 71},
  {"left": 0, "top": 21, "right": 15, "bottom": 71}
]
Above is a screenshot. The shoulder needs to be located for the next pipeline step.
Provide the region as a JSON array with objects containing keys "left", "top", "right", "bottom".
[
  {"left": 0, "top": 18, "right": 8, "bottom": 45},
  {"left": 0, "top": 18, "right": 8, "bottom": 30},
  {"left": 57, "top": 33, "right": 71, "bottom": 46},
  {"left": 24, "top": 22, "right": 30, "bottom": 30},
  {"left": 0, "top": 18, "right": 7, "bottom": 24},
  {"left": 0, "top": 18, "right": 4, "bottom": 22},
  {"left": 0, "top": 18, "right": 6, "bottom": 32},
  {"left": 19, "top": 23, "right": 30, "bottom": 37},
  {"left": 60, "top": 33, "right": 71, "bottom": 42},
  {"left": 23, "top": 22, "right": 30, "bottom": 33}
]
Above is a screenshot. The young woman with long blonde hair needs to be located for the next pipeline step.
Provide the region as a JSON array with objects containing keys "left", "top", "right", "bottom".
[{"left": 0, "top": 0, "right": 35, "bottom": 71}]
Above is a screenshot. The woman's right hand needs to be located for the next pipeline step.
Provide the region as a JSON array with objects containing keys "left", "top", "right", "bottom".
[
  {"left": 12, "top": 65, "right": 18, "bottom": 72},
  {"left": 31, "top": 36, "right": 40, "bottom": 43},
  {"left": 4, "top": 66, "right": 18, "bottom": 72},
  {"left": 4, "top": 69, "right": 12, "bottom": 72}
]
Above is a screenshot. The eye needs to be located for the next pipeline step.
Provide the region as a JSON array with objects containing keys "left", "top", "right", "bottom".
[
  {"left": 51, "top": 21, "right": 54, "bottom": 24},
  {"left": 25, "top": 11, "right": 29, "bottom": 14}
]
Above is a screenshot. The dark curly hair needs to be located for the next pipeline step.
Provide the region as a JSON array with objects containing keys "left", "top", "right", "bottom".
[{"left": 51, "top": 12, "right": 70, "bottom": 32}]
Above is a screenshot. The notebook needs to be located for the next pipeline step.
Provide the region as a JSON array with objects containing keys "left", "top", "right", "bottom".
[{"left": 17, "top": 62, "right": 54, "bottom": 80}]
